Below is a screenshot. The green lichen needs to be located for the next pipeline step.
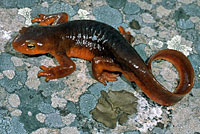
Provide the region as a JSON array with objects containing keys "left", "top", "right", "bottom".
[{"left": 90, "top": 90, "right": 138, "bottom": 128}]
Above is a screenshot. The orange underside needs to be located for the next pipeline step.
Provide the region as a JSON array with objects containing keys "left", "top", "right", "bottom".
[{"left": 66, "top": 47, "right": 95, "bottom": 61}]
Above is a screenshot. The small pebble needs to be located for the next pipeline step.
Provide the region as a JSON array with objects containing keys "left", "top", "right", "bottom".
[{"left": 28, "top": 111, "right": 32, "bottom": 116}]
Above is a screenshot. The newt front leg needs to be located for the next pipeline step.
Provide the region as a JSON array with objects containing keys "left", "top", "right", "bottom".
[
  {"left": 32, "top": 12, "right": 69, "bottom": 25},
  {"left": 38, "top": 52, "right": 76, "bottom": 82}
]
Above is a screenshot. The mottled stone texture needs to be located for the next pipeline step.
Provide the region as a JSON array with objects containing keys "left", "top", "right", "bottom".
[{"left": 0, "top": 0, "right": 200, "bottom": 133}]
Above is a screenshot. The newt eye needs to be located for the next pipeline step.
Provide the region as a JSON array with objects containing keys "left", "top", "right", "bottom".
[{"left": 27, "top": 44, "right": 35, "bottom": 49}]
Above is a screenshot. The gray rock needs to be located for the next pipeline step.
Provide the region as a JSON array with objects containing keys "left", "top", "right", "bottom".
[
  {"left": 0, "top": 70, "right": 26, "bottom": 93},
  {"left": 0, "top": 0, "right": 39, "bottom": 8},
  {"left": 182, "top": 4, "right": 200, "bottom": 17},
  {"left": 188, "top": 54, "right": 200, "bottom": 88},
  {"left": 49, "top": 2, "right": 76, "bottom": 17},
  {"left": 177, "top": 19, "right": 195, "bottom": 30},
  {"left": 38, "top": 102, "right": 55, "bottom": 114},
  {"left": 93, "top": 5, "right": 122, "bottom": 27},
  {"left": 161, "top": 0, "right": 176, "bottom": 9},
  {"left": 79, "top": 94, "right": 97, "bottom": 118},
  {"left": 88, "top": 83, "right": 107, "bottom": 98},
  {"left": 134, "top": 44, "right": 148, "bottom": 61},
  {"left": 45, "top": 112, "right": 65, "bottom": 128},
  {"left": 106, "top": 0, "right": 127, "bottom": 9},
  {"left": 123, "top": 2, "right": 141, "bottom": 15}
]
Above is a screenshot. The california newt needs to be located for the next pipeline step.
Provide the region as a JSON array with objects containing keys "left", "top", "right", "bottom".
[{"left": 12, "top": 12, "right": 194, "bottom": 106}]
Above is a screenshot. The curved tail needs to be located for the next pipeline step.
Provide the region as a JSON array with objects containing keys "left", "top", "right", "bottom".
[{"left": 143, "top": 49, "right": 194, "bottom": 105}]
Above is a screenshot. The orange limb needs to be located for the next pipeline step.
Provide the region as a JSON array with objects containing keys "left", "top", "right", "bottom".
[
  {"left": 38, "top": 52, "right": 76, "bottom": 82},
  {"left": 32, "top": 12, "right": 69, "bottom": 25},
  {"left": 92, "top": 57, "right": 136, "bottom": 85},
  {"left": 118, "top": 26, "right": 135, "bottom": 44}
]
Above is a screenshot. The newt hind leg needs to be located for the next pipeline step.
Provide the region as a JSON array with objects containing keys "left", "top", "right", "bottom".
[
  {"left": 32, "top": 12, "right": 68, "bottom": 25},
  {"left": 92, "top": 57, "right": 136, "bottom": 85},
  {"left": 118, "top": 26, "right": 135, "bottom": 44}
]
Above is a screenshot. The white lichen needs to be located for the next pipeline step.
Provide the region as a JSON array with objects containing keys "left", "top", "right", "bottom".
[
  {"left": 2, "top": 70, "right": 15, "bottom": 80},
  {"left": 0, "top": 30, "right": 12, "bottom": 40},
  {"left": 63, "top": 59, "right": 96, "bottom": 102},
  {"left": 72, "top": 8, "right": 95, "bottom": 21},
  {"left": 190, "top": 16, "right": 200, "bottom": 23},
  {"left": 28, "top": 111, "right": 32, "bottom": 116},
  {"left": 178, "top": 0, "right": 196, "bottom": 4},
  {"left": 61, "top": 113, "right": 76, "bottom": 126},
  {"left": 156, "top": 6, "right": 171, "bottom": 18},
  {"left": 148, "top": 39, "right": 164, "bottom": 50},
  {"left": 0, "top": 73, "right": 4, "bottom": 79},
  {"left": 18, "top": 8, "right": 32, "bottom": 25},
  {"left": 77, "top": 9, "right": 90, "bottom": 19},
  {"left": 40, "top": 57, "right": 56, "bottom": 67},
  {"left": 31, "top": 128, "right": 48, "bottom": 134},
  {"left": 151, "top": 0, "right": 162, "bottom": 4},
  {"left": 141, "top": 27, "right": 157, "bottom": 37},
  {"left": 41, "top": 1, "right": 49, "bottom": 8},
  {"left": 25, "top": 66, "right": 41, "bottom": 90},
  {"left": 167, "top": 35, "right": 193, "bottom": 56},
  {"left": 60, "top": 127, "right": 80, "bottom": 134},
  {"left": 128, "top": 91, "right": 163, "bottom": 133},
  {"left": 51, "top": 91, "right": 67, "bottom": 108},
  {"left": 8, "top": 94, "right": 20, "bottom": 108},
  {"left": 11, "top": 109, "right": 22, "bottom": 116},
  {"left": 11, "top": 56, "right": 24, "bottom": 67},
  {"left": 151, "top": 60, "right": 178, "bottom": 91},
  {"left": 141, "top": 13, "right": 156, "bottom": 23},
  {"left": 31, "top": 128, "right": 59, "bottom": 134},
  {"left": 199, "top": 67, "right": 200, "bottom": 78},
  {"left": 36, "top": 113, "right": 46, "bottom": 123}
]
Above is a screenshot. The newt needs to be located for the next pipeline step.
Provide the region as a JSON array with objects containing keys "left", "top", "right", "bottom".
[{"left": 12, "top": 12, "right": 194, "bottom": 106}]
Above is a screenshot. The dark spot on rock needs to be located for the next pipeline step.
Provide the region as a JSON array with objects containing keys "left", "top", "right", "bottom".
[
  {"left": 129, "top": 20, "right": 141, "bottom": 30},
  {"left": 156, "top": 122, "right": 165, "bottom": 129},
  {"left": 174, "top": 8, "right": 189, "bottom": 21}
]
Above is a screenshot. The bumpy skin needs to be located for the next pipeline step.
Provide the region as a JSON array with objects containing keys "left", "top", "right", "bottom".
[{"left": 12, "top": 13, "right": 194, "bottom": 106}]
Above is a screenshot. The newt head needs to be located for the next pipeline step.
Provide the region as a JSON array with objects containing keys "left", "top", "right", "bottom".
[{"left": 12, "top": 26, "right": 51, "bottom": 55}]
